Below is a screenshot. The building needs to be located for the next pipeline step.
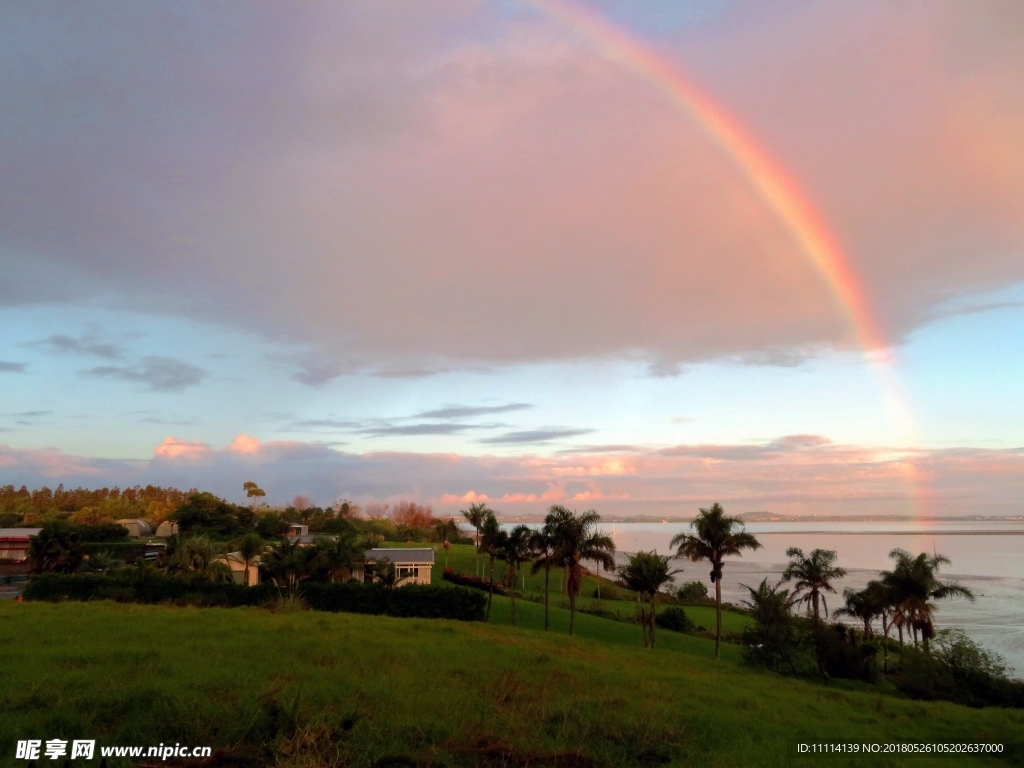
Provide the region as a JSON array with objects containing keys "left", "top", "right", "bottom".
[
  {"left": 286, "top": 523, "right": 309, "bottom": 537},
  {"left": 116, "top": 519, "right": 154, "bottom": 538},
  {"left": 359, "top": 548, "right": 434, "bottom": 585},
  {"left": 215, "top": 552, "right": 261, "bottom": 586},
  {"left": 0, "top": 528, "right": 42, "bottom": 563},
  {"left": 154, "top": 521, "right": 179, "bottom": 537}
]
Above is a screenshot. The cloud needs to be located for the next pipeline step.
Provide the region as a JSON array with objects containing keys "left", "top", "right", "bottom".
[
  {"left": 3, "top": 435, "right": 1024, "bottom": 518},
  {"left": 33, "top": 334, "right": 124, "bottom": 359},
  {"left": 82, "top": 356, "right": 206, "bottom": 392},
  {"left": 414, "top": 403, "right": 533, "bottom": 419},
  {"left": 0, "top": 361, "right": 27, "bottom": 373},
  {"left": 479, "top": 428, "right": 594, "bottom": 445},
  {"left": 2, "top": 2, "right": 1022, "bottom": 369},
  {"left": 356, "top": 422, "right": 500, "bottom": 438}
]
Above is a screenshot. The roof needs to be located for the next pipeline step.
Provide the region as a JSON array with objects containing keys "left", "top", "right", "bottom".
[
  {"left": 364, "top": 548, "right": 435, "bottom": 565},
  {"left": 0, "top": 528, "right": 43, "bottom": 539},
  {"left": 287, "top": 534, "right": 337, "bottom": 545}
]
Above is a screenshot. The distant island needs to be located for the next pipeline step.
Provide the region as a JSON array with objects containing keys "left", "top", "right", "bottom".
[{"left": 497, "top": 512, "right": 1024, "bottom": 524}]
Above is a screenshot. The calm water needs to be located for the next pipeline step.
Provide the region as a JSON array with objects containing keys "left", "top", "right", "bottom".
[{"left": 508, "top": 520, "right": 1024, "bottom": 674}]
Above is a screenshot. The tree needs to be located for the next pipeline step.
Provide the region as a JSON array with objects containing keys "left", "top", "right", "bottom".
[
  {"left": 618, "top": 551, "right": 681, "bottom": 648},
  {"left": 237, "top": 532, "right": 265, "bottom": 587},
  {"left": 530, "top": 506, "right": 571, "bottom": 632},
  {"left": 309, "top": 532, "right": 363, "bottom": 583},
  {"left": 461, "top": 502, "right": 491, "bottom": 576},
  {"left": 168, "top": 535, "right": 231, "bottom": 582},
  {"left": 242, "top": 481, "right": 266, "bottom": 511},
  {"left": 782, "top": 548, "right": 847, "bottom": 628},
  {"left": 671, "top": 503, "right": 760, "bottom": 659},
  {"left": 171, "top": 492, "right": 254, "bottom": 538},
  {"left": 479, "top": 511, "right": 505, "bottom": 621},
  {"left": 782, "top": 547, "right": 847, "bottom": 679},
  {"left": 497, "top": 524, "right": 533, "bottom": 626},
  {"left": 882, "top": 549, "right": 974, "bottom": 653},
  {"left": 27, "top": 522, "right": 85, "bottom": 574},
  {"left": 740, "top": 578, "right": 802, "bottom": 674},
  {"left": 263, "top": 537, "right": 312, "bottom": 597},
  {"left": 432, "top": 517, "right": 460, "bottom": 545},
  {"left": 552, "top": 509, "right": 615, "bottom": 636}
]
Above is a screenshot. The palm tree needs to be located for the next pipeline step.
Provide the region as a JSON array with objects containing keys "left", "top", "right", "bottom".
[
  {"left": 781, "top": 548, "right": 847, "bottom": 628},
  {"left": 28, "top": 522, "right": 85, "bottom": 574},
  {"left": 740, "top": 578, "right": 801, "bottom": 674},
  {"left": 461, "top": 502, "right": 492, "bottom": 577},
  {"left": 836, "top": 587, "right": 874, "bottom": 637},
  {"left": 671, "top": 503, "right": 760, "bottom": 658},
  {"left": 497, "top": 524, "right": 533, "bottom": 626},
  {"left": 618, "top": 551, "right": 682, "bottom": 648},
  {"left": 479, "top": 511, "right": 505, "bottom": 621},
  {"left": 237, "top": 532, "right": 265, "bottom": 587},
  {"left": 263, "top": 537, "right": 311, "bottom": 597},
  {"left": 461, "top": 503, "right": 490, "bottom": 550},
  {"left": 881, "top": 548, "right": 974, "bottom": 653},
  {"left": 530, "top": 506, "right": 571, "bottom": 631},
  {"left": 552, "top": 509, "right": 615, "bottom": 636}
]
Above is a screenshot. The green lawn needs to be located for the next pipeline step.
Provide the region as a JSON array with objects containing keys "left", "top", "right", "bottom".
[{"left": 1, "top": 599, "right": 1020, "bottom": 767}]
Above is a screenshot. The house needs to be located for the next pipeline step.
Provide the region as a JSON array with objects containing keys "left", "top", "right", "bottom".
[
  {"left": 154, "top": 521, "right": 179, "bottom": 537},
  {"left": 0, "top": 528, "right": 42, "bottom": 563},
  {"left": 286, "top": 523, "right": 309, "bottom": 537},
  {"left": 214, "top": 552, "right": 261, "bottom": 586},
  {"left": 116, "top": 519, "right": 154, "bottom": 538},
  {"left": 359, "top": 548, "right": 434, "bottom": 585}
]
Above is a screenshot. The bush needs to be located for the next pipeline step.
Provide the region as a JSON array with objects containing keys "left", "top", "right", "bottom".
[
  {"left": 442, "top": 568, "right": 506, "bottom": 595},
  {"left": 656, "top": 606, "right": 694, "bottom": 633},
  {"left": 23, "top": 572, "right": 276, "bottom": 607},
  {"left": 592, "top": 584, "right": 622, "bottom": 600},
  {"left": 0, "top": 511, "right": 23, "bottom": 527},
  {"left": 302, "top": 581, "right": 485, "bottom": 621},
  {"left": 892, "top": 629, "right": 1024, "bottom": 708},
  {"left": 676, "top": 581, "right": 709, "bottom": 601},
  {"left": 578, "top": 602, "right": 619, "bottom": 621},
  {"left": 74, "top": 523, "right": 130, "bottom": 542}
]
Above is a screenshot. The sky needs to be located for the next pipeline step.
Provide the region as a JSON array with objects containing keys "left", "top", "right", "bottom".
[{"left": 2, "top": 0, "right": 1024, "bottom": 517}]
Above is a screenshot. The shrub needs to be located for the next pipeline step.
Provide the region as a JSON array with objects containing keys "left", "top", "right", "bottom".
[
  {"left": 892, "top": 629, "right": 1024, "bottom": 708},
  {"left": 578, "top": 602, "right": 619, "bottom": 621},
  {"left": 302, "top": 581, "right": 485, "bottom": 621},
  {"left": 655, "top": 606, "right": 694, "bottom": 633},
  {"left": 592, "top": 584, "right": 622, "bottom": 600},
  {"left": 676, "top": 581, "right": 709, "bottom": 601},
  {"left": 24, "top": 572, "right": 276, "bottom": 607},
  {"left": 74, "top": 523, "right": 130, "bottom": 542},
  {"left": 442, "top": 568, "right": 506, "bottom": 595}
]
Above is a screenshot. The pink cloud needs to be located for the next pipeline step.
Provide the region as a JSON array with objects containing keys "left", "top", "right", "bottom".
[
  {"left": 154, "top": 437, "right": 210, "bottom": 459},
  {"left": 227, "top": 434, "right": 261, "bottom": 453}
]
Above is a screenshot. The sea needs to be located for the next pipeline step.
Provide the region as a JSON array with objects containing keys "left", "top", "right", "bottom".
[{"left": 508, "top": 520, "right": 1024, "bottom": 675}]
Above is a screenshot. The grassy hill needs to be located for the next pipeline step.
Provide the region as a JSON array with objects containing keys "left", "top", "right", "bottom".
[{"left": 1, "top": 596, "right": 1021, "bottom": 767}]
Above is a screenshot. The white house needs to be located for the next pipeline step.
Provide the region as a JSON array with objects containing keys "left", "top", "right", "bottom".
[{"left": 359, "top": 548, "right": 434, "bottom": 585}]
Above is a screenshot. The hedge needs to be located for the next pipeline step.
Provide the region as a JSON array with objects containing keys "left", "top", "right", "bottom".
[
  {"left": 23, "top": 573, "right": 485, "bottom": 621},
  {"left": 23, "top": 573, "right": 276, "bottom": 607},
  {"left": 441, "top": 567, "right": 506, "bottom": 596},
  {"left": 302, "top": 581, "right": 485, "bottom": 621}
]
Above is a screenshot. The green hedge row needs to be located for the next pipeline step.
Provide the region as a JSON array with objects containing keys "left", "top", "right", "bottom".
[
  {"left": 23, "top": 573, "right": 485, "bottom": 621},
  {"left": 23, "top": 573, "right": 275, "bottom": 607},
  {"left": 302, "top": 581, "right": 485, "bottom": 621}
]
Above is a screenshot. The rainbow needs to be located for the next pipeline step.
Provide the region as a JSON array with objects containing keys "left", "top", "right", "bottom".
[{"left": 526, "top": 0, "right": 915, "bottom": 441}]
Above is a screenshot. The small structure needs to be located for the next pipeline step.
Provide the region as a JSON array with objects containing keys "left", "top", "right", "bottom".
[
  {"left": 215, "top": 552, "right": 261, "bottom": 586},
  {"left": 359, "top": 548, "right": 434, "bottom": 585},
  {"left": 154, "top": 521, "right": 179, "bottom": 538},
  {"left": 116, "top": 519, "right": 154, "bottom": 538},
  {"left": 0, "top": 528, "right": 42, "bottom": 563},
  {"left": 286, "top": 523, "right": 309, "bottom": 537}
]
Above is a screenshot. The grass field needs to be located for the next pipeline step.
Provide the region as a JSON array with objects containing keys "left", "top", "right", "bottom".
[{"left": 1, "top": 596, "right": 1021, "bottom": 767}]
